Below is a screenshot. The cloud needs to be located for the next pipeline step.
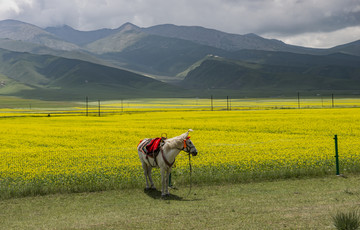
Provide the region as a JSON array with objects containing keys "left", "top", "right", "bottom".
[
  {"left": 0, "top": 0, "right": 359, "bottom": 47},
  {"left": 0, "top": 0, "right": 30, "bottom": 16},
  {"left": 264, "top": 26, "right": 360, "bottom": 48}
]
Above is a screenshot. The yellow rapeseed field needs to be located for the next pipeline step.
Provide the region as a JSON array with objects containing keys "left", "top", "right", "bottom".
[{"left": 1, "top": 105, "right": 360, "bottom": 198}]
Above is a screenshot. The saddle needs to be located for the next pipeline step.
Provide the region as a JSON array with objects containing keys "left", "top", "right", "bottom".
[{"left": 139, "top": 137, "right": 166, "bottom": 158}]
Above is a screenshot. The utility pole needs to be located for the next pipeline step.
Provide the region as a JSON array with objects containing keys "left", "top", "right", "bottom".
[
  {"left": 297, "top": 92, "right": 300, "bottom": 109},
  {"left": 227, "top": 96, "right": 229, "bottom": 111},
  {"left": 98, "top": 100, "right": 101, "bottom": 117},
  {"left": 86, "top": 96, "right": 88, "bottom": 116}
]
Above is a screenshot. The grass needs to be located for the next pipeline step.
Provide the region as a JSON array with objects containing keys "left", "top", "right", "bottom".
[
  {"left": 333, "top": 209, "right": 360, "bottom": 230},
  {"left": 1, "top": 174, "right": 360, "bottom": 229}
]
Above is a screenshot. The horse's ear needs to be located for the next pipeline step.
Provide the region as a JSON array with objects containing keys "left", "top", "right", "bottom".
[{"left": 185, "top": 129, "right": 193, "bottom": 138}]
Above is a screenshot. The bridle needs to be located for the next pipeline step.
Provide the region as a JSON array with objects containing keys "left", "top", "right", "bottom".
[
  {"left": 180, "top": 137, "right": 192, "bottom": 154},
  {"left": 161, "top": 137, "right": 193, "bottom": 167}
]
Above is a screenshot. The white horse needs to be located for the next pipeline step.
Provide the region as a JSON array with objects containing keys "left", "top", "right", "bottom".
[{"left": 137, "top": 129, "right": 198, "bottom": 198}]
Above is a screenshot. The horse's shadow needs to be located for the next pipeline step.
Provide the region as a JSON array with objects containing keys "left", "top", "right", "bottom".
[{"left": 143, "top": 188, "right": 196, "bottom": 201}]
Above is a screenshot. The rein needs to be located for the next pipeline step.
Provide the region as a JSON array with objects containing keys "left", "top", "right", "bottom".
[
  {"left": 180, "top": 138, "right": 193, "bottom": 197},
  {"left": 161, "top": 148, "right": 175, "bottom": 167},
  {"left": 161, "top": 136, "right": 194, "bottom": 197},
  {"left": 187, "top": 152, "right": 193, "bottom": 197}
]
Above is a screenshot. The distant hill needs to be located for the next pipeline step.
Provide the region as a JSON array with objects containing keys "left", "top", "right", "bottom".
[
  {"left": 181, "top": 54, "right": 360, "bottom": 92},
  {"left": 326, "top": 40, "right": 360, "bottom": 57},
  {"left": 0, "top": 49, "right": 182, "bottom": 100},
  {"left": 228, "top": 49, "right": 360, "bottom": 67}
]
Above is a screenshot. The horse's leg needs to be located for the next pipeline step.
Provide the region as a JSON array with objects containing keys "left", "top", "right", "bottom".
[
  {"left": 164, "top": 169, "right": 171, "bottom": 195},
  {"left": 160, "top": 168, "right": 171, "bottom": 197},
  {"left": 147, "top": 167, "right": 155, "bottom": 189},
  {"left": 160, "top": 167, "right": 166, "bottom": 197},
  {"left": 141, "top": 162, "right": 150, "bottom": 189}
]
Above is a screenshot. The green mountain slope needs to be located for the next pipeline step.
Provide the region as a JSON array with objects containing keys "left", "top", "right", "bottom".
[
  {"left": 0, "top": 49, "right": 183, "bottom": 100},
  {"left": 182, "top": 55, "right": 360, "bottom": 92},
  {"left": 0, "top": 73, "right": 33, "bottom": 94},
  {"left": 95, "top": 32, "right": 228, "bottom": 76},
  {"left": 228, "top": 50, "right": 360, "bottom": 67},
  {"left": 0, "top": 38, "right": 106, "bottom": 66}
]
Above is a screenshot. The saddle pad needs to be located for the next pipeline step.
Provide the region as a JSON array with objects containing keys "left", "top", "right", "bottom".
[
  {"left": 139, "top": 138, "right": 162, "bottom": 158},
  {"left": 146, "top": 138, "right": 162, "bottom": 153}
]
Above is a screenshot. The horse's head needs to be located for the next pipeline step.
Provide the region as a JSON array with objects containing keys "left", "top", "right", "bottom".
[
  {"left": 184, "top": 137, "right": 198, "bottom": 156},
  {"left": 183, "top": 129, "right": 198, "bottom": 156}
]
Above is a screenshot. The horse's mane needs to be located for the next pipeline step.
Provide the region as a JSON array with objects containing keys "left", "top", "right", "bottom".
[
  {"left": 164, "top": 129, "right": 192, "bottom": 150},
  {"left": 164, "top": 135, "right": 185, "bottom": 149}
]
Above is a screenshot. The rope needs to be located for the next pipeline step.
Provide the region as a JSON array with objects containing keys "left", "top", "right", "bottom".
[{"left": 186, "top": 153, "right": 193, "bottom": 197}]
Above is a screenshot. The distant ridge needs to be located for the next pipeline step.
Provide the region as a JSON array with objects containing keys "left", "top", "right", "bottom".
[
  {"left": 143, "top": 24, "right": 292, "bottom": 52},
  {"left": 0, "top": 19, "right": 359, "bottom": 99},
  {"left": 45, "top": 22, "right": 140, "bottom": 46}
]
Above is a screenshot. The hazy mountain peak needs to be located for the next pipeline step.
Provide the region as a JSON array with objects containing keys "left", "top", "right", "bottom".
[
  {"left": 0, "top": 19, "right": 79, "bottom": 51},
  {"left": 118, "top": 22, "right": 140, "bottom": 31},
  {"left": 0, "top": 19, "right": 48, "bottom": 39}
]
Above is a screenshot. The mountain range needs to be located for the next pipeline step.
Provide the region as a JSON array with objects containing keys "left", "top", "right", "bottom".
[{"left": 0, "top": 19, "right": 359, "bottom": 100}]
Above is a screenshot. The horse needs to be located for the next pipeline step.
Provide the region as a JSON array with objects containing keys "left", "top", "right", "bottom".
[{"left": 137, "top": 129, "right": 198, "bottom": 198}]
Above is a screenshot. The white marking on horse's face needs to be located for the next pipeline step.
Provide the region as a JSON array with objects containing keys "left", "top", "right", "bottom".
[{"left": 186, "top": 139, "right": 198, "bottom": 156}]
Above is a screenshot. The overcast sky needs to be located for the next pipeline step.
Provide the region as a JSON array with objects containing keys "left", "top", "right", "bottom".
[{"left": 0, "top": 0, "right": 359, "bottom": 48}]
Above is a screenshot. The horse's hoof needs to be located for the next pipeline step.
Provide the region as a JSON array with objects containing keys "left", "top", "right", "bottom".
[
  {"left": 161, "top": 194, "right": 169, "bottom": 199},
  {"left": 150, "top": 187, "right": 156, "bottom": 190}
]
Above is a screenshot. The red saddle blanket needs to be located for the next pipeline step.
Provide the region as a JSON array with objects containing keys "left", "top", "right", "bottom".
[
  {"left": 146, "top": 138, "right": 162, "bottom": 153},
  {"left": 139, "top": 138, "right": 162, "bottom": 157}
]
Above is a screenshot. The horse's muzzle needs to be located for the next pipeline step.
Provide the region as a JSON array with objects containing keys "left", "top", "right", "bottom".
[{"left": 191, "top": 151, "right": 198, "bottom": 156}]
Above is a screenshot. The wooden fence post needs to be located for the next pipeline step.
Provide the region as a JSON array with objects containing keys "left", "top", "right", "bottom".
[{"left": 334, "top": 135, "right": 340, "bottom": 175}]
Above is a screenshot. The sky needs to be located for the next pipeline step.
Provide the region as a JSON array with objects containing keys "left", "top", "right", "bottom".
[{"left": 0, "top": 0, "right": 359, "bottom": 48}]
